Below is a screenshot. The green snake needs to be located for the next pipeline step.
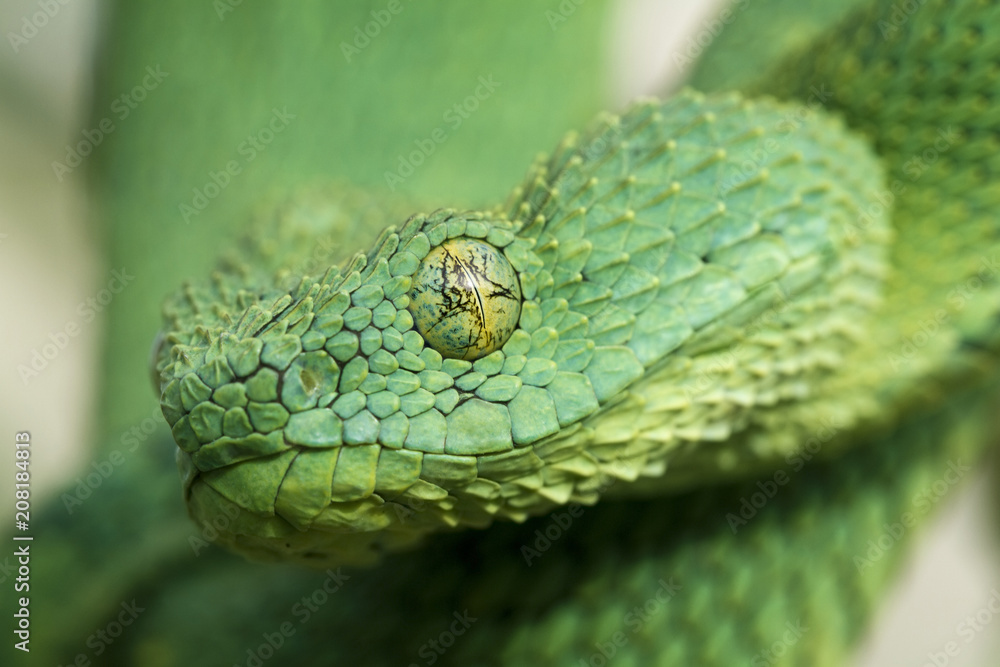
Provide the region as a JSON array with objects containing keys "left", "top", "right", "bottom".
[
  {"left": 153, "top": 0, "right": 1000, "bottom": 655},
  {"left": 156, "top": 87, "right": 900, "bottom": 567},
  {"left": 157, "top": 0, "right": 999, "bottom": 553},
  {"left": 16, "top": 0, "right": 1000, "bottom": 664}
]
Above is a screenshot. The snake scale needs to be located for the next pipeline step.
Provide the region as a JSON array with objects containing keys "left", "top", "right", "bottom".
[
  {"left": 11, "top": 0, "right": 1000, "bottom": 665},
  {"left": 147, "top": 0, "right": 1000, "bottom": 659}
]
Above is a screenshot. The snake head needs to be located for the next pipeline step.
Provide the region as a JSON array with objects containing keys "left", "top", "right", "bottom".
[
  {"left": 156, "top": 209, "right": 565, "bottom": 565},
  {"left": 154, "top": 92, "right": 889, "bottom": 566}
]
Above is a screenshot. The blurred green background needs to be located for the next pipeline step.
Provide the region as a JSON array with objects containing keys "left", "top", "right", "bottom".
[{"left": 1, "top": 1, "right": 999, "bottom": 664}]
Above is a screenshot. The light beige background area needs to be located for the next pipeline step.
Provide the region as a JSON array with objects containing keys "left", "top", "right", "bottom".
[{"left": 1, "top": 1, "right": 998, "bottom": 665}]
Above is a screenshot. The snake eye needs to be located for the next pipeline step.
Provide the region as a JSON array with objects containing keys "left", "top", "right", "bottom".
[{"left": 407, "top": 238, "right": 522, "bottom": 360}]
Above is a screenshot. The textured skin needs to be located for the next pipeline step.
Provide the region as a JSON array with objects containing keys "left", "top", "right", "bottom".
[
  {"left": 155, "top": 93, "right": 892, "bottom": 565},
  {"left": 11, "top": 0, "right": 1000, "bottom": 665},
  {"left": 144, "top": 0, "right": 1000, "bottom": 662}
]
